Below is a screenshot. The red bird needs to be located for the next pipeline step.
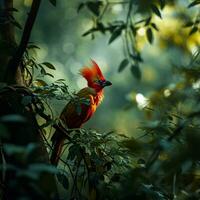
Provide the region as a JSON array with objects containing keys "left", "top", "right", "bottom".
[{"left": 50, "top": 60, "right": 112, "bottom": 165}]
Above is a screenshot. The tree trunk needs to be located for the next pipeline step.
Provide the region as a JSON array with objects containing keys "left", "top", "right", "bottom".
[
  {"left": 0, "top": 0, "right": 14, "bottom": 82},
  {"left": 0, "top": 0, "right": 58, "bottom": 199},
  {"left": 0, "top": 0, "right": 23, "bottom": 84}
]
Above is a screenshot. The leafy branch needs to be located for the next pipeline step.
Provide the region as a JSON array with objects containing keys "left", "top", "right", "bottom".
[{"left": 78, "top": 0, "right": 165, "bottom": 80}]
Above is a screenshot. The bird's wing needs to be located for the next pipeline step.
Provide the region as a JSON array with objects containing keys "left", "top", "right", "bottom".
[{"left": 60, "top": 87, "right": 97, "bottom": 128}]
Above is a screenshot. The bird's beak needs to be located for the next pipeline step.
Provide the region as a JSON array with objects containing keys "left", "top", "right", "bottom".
[{"left": 103, "top": 80, "right": 112, "bottom": 87}]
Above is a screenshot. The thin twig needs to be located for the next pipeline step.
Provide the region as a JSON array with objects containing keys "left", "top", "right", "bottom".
[
  {"left": 70, "top": 159, "right": 82, "bottom": 199},
  {"left": 124, "top": 1, "right": 133, "bottom": 57},
  {"left": 173, "top": 173, "right": 177, "bottom": 199},
  {"left": 98, "top": 0, "right": 109, "bottom": 20},
  {"left": 40, "top": 130, "right": 76, "bottom": 187}
]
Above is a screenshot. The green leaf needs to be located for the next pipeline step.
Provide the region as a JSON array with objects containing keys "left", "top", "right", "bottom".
[
  {"left": 11, "top": 20, "right": 22, "bottom": 29},
  {"left": 67, "top": 144, "right": 81, "bottom": 160},
  {"left": 183, "top": 21, "right": 194, "bottom": 27},
  {"left": 42, "top": 62, "right": 56, "bottom": 70},
  {"left": 77, "top": 3, "right": 85, "bottom": 13},
  {"left": 159, "top": 0, "right": 165, "bottom": 9},
  {"left": 79, "top": 24, "right": 106, "bottom": 37},
  {"left": 108, "top": 27, "right": 122, "bottom": 44},
  {"left": 130, "top": 65, "right": 141, "bottom": 80},
  {"left": 189, "top": 26, "right": 198, "bottom": 35},
  {"left": 151, "top": 23, "right": 159, "bottom": 31},
  {"left": 57, "top": 173, "right": 69, "bottom": 190},
  {"left": 56, "top": 79, "right": 65, "bottom": 82},
  {"left": 131, "top": 54, "right": 143, "bottom": 62},
  {"left": 145, "top": 17, "right": 152, "bottom": 26},
  {"left": 118, "top": 59, "right": 129, "bottom": 72},
  {"left": 45, "top": 73, "right": 54, "bottom": 78},
  {"left": 27, "top": 44, "right": 40, "bottom": 50},
  {"left": 188, "top": 0, "right": 200, "bottom": 8},
  {"left": 146, "top": 28, "right": 153, "bottom": 44},
  {"left": 82, "top": 28, "right": 96, "bottom": 37},
  {"left": 97, "top": 22, "right": 105, "bottom": 33},
  {"left": 151, "top": 4, "right": 162, "bottom": 19},
  {"left": 130, "top": 25, "right": 138, "bottom": 36},
  {"left": 40, "top": 67, "right": 46, "bottom": 75},
  {"left": 34, "top": 79, "right": 48, "bottom": 86},
  {"left": 49, "top": 0, "right": 56, "bottom": 6},
  {"left": 40, "top": 119, "right": 56, "bottom": 129},
  {"left": 86, "top": 1, "right": 103, "bottom": 16}
]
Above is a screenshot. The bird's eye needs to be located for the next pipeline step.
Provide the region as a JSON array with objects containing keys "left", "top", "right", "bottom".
[
  {"left": 95, "top": 80, "right": 102, "bottom": 84},
  {"left": 95, "top": 79, "right": 106, "bottom": 86}
]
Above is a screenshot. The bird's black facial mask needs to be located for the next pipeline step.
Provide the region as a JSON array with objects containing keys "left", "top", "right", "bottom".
[{"left": 96, "top": 80, "right": 112, "bottom": 87}]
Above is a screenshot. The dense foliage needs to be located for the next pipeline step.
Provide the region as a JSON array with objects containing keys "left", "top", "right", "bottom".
[{"left": 0, "top": 0, "right": 200, "bottom": 199}]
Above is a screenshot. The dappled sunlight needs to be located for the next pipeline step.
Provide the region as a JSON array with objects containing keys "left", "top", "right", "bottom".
[
  {"left": 111, "top": 4, "right": 123, "bottom": 14},
  {"left": 137, "top": 27, "right": 146, "bottom": 36},
  {"left": 24, "top": 0, "right": 32, "bottom": 7},
  {"left": 1, "top": 0, "right": 200, "bottom": 199},
  {"left": 155, "top": 7, "right": 200, "bottom": 52},
  {"left": 163, "top": 89, "right": 171, "bottom": 97},
  {"left": 135, "top": 93, "right": 148, "bottom": 109}
]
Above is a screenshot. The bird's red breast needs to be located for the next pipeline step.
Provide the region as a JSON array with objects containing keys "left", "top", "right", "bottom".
[
  {"left": 60, "top": 87, "right": 103, "bottom": 128},
  {"left": 60, "top": 60, "right": 109, "bottom": 128},
  {"left": 51, "top": 60, "right": 111, "bottom": 165}
]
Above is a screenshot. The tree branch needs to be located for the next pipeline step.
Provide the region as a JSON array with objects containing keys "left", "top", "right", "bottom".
[{"left": 5, "top": 0, "right": 41, "bottom": 84}]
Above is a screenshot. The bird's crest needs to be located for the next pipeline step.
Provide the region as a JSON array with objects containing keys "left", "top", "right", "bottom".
[{"left": 80, "top": 60, "right": 105, "bottom": 84}]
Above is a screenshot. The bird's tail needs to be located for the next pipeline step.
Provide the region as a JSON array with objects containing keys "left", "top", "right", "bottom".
[{"left": 50, "top": 130, "right": 65, "bottom": 166}]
